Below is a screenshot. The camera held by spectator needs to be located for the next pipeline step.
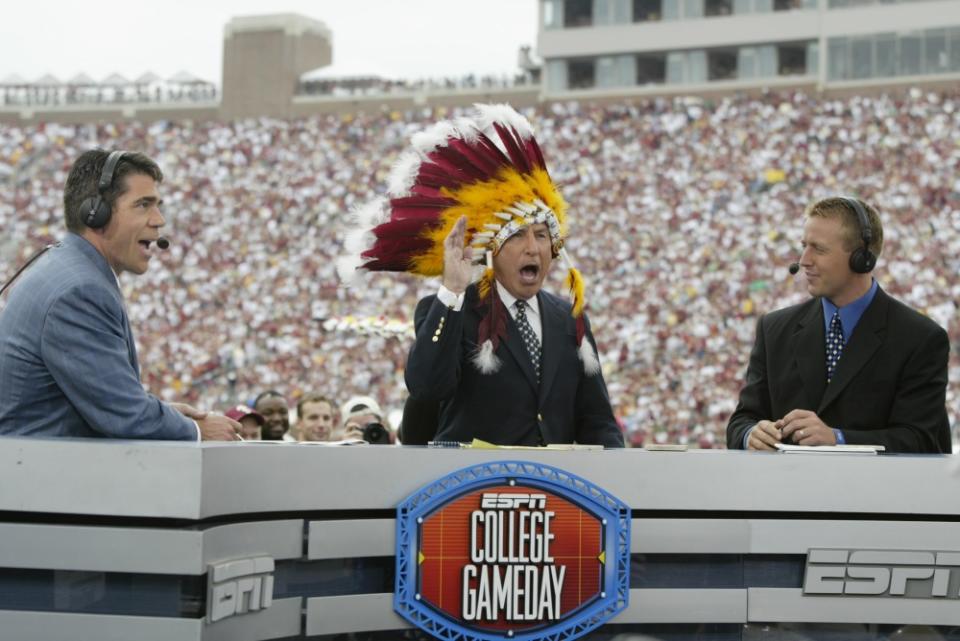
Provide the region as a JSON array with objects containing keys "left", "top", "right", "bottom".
[{"left": 340, "top": 395, "right": 393, "bottom": 445}]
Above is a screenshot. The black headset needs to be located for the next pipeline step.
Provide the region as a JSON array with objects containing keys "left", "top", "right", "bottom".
[
  {"left": 841, "top": 196, "right": 877, "bottom": 274},
  {"left": 79, "top": 150, "right": 127, "bottom": 229}
]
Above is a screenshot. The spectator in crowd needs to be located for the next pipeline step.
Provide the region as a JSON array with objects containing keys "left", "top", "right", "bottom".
[
  {"left": 0, "top": 148, "right": 239, "bottom": 441},
  {"left": 254, "top": 390, "right": 292, "bottom": 441},
  {"left": 296, "top": 393, "right": 336, "bottom": 441},
  {"left": 727, "top": 197, "right": 950, "bottom": 453},
  {"left": 339, "top": 395, "right": 391, "bottom": 444},
  {"left": 225, "top": 405, "right": 265, "bottom": 440}
]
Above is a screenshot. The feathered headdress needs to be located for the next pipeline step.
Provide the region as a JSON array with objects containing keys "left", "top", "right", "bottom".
[{"left": 338, "top": 103, "right": 599, "bottom": 376}]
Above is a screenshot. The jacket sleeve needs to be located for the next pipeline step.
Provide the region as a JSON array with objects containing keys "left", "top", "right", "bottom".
[
  {"left": 573, "top": 314, "right": 625, "bottom": 448},
  {"left": 40, "top": 284, "right": 197, "bottom": 441},
  {"left": 726, "top": 315, "right": 769, "bottom": 449},
  {"left": 404, "top": 294, "right": 466, "bottom": 402},
  {"left": 842, "top": 323, "right": 950, "bottom": 453}
]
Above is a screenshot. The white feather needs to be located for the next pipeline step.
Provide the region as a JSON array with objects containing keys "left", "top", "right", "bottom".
[
  {"left": 343, "top": 226, "right": 376, "bottom": 256},
  {"left": 579, "top": 340, "right": 601, "bottom": 376},
  {"left": 336, "top": 255, "right": 368, "bottom": 287},
  {"left": 493, "top": 212, "right": 512, "bottom": 221},
  {"left": 348, "top": 197, "right": 389, "bottom": 228},
  {"left": 454, "top": 117, "right": 480, "bottom": 143},
  {"left": 411, "top": 120, "right": 460, "bottom": 156},
  {"left": 387, "top": 152, "right": 422, "bottom": 197},
  {"left": 471, "top": 340, "right": 502, "bottom": 374},
  {"left": 473, "top": 103, "right": 535, "bottom": 139}
]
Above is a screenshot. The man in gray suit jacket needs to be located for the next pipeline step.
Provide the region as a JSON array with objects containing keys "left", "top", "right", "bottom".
[
  {"left": 0, "top": 149, "right": 239, "bottom": 441},
  {"left": 727, "top": 197, "right": 950, "bottom": 453}
]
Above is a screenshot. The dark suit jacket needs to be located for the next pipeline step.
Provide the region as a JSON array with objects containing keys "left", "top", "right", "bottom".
[
  {"left": 405, "top": 284, "right": 623, "bottom": 447},
  {"left": 0, "top": 233, "right": 196, "bottom": 440},
  {"left": 726, "top": 287, "right": 950, "bottom": 453}
]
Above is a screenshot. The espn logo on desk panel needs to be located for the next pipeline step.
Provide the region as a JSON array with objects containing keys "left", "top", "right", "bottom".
[
  {"left": 394, "top": 461, "right": 630, "bottom": 641},
  {"left": 805, "top": 549, "right": 960, "bottom": 599}
]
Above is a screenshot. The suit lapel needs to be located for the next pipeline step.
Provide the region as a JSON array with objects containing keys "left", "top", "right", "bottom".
[
  {"left": 122, "top": 308, "right": 141, "bottom": 377},
  {"left": 537, "top": 293, "right": 564, "bottom": 405},
  {"left": 792, "top": 300, "right": 827, "bottom": 410},
  {"left": 818, "top": 288, "right": 887, "bottom": 413}
]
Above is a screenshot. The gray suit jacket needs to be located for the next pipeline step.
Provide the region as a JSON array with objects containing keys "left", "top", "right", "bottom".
[{"left": 0, "top": 233, "right": 196, "bottom": 440}]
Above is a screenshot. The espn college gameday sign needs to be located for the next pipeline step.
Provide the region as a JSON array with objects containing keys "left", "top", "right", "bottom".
[{"left": 395, "top": 461, "right": 630, "bottom": 641}]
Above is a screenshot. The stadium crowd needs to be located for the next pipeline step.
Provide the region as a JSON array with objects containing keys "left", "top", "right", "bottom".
[
  {"left": 1, "top": 82, "right": 218, "bottom": 108},
  {"left": 1, "top": 89, "right": 958, "bottom": 447},
  {"left": 297, "top": 72, "right": 536, "bottom": 97}
]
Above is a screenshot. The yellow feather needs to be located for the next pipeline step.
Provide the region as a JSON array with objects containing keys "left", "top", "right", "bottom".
[
  {"left": 564, "top": 267, "right": 585, "bottom": 317},
  {"left": 407, "top": 167, "right": 567, "bottom": 277},
  {"left": 477, "top": 267, "right": 495, "bottom": 301}
]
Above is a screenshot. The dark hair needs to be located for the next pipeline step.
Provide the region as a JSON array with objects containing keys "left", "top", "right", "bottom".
[
  {"left": 63, "top": 149, "right": 163, "bottom": 233},
  {"left": 253, "top": 389, "right": 286, "bottom": 409},
  {"left": 297, "top": 394, "right": 335, "bottom": 420}
]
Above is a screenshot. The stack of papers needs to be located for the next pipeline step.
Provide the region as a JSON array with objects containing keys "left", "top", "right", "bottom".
[
  {"left": 427, "top": 439, "right": 604, "bottom": 450},
  {"left": 775, "top": 443, "right": 885, "bottom": 454}
]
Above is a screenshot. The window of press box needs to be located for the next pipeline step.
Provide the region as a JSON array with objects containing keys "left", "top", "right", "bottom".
[
  {"left": 633, "top": 0, "right": 663, "bottom": 21},
  {"left": 708, "top": 49, "right": 738, "bottom": 80},
  {"left": 564, "top": 0, "right": 594, "bottom": 27},
  {"left": 705, "top": 0, "right": 734, "bottom": 16},
  {"left": 567, "top": 59, "right": 597, "bottom": 89},
  {"left": 636, "top": 54, "right": 667, "bottom": 84}
]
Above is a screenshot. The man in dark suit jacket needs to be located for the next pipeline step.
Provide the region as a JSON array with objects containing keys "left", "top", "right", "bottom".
[
  {"left": 0, "top": 149, "right": 239, "bottom": 441},
  {"left": 727, "top": 197, "right": 949, "bottom": 453},
  {"left": 341, "top": 104, "right": 623, "bottom": 448},
  {"left": 405, "top": 217, "right": 623, "bottom": 447}
]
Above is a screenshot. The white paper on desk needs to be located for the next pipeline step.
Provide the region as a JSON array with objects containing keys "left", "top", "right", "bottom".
[
  {"left": 240, "top": 439, "right": 368, "bottom": 446},
  {"left": 775, "top": 443, "right": 885, "bottom": 454}
]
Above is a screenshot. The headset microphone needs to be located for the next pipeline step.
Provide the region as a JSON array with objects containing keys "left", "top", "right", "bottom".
[
  {"left": 788, "top": 262, "right": 800, "bottom": 275},
  {"left": 156, "top": 237, "right": 170, "bottom": 250}
]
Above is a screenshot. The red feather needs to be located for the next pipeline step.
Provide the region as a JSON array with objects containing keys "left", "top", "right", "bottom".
[
  {"left": 448, "top": 138, "right": 503, "bottom": 179},
  {"left": 362, "top": 237, "right": 434, "bottom": 266},
  {"left": 475, "top": 285, "right": 509, "bottom": 353},
  {"left": 373, "top": 218, "right": 441, "bottom": 238},
  {"left": 524, "top": 137, "right": 547, "bottom": 171},
  {"left": 432, "top": 145, "right": 490, "bottom": 182},
  {"left": 493, "top": 123, "right": 531, "bottom": 175},
  {"left": 415, "top": 163, "right": 466, "bottom": 191},
  {"left": 390, "top": 194, "right": 456, "bottom": 209},
  {"left": 474, "top": 132, "right": 513, "bottom": 169}
]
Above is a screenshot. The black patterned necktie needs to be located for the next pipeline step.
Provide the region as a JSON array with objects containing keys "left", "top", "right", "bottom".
[
  {"left": 515, "top": 300, "right": 541, "bottom": 381},
  {"left": 825, "top": 310, "right": 844, "bottom": 383}
]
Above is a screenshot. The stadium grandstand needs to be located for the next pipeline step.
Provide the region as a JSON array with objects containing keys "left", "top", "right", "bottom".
[
  {"left": 539, "top": 0, "right": 960, "bottom": 96},
  {"left": 0, "top": 5, "right": 958, "bottom": 450}
]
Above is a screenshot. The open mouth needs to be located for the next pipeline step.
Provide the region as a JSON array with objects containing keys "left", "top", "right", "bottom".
[
  {"left": 519, "top": 263, "right": 540, "bottom": 284},
  {"left": 138, "top": 240, "right": 153, "bottom": 249}
]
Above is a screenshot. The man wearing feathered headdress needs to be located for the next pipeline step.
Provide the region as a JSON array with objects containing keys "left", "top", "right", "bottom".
[{"left": 339, "top": 104, "right": 623, "bottom": 447}]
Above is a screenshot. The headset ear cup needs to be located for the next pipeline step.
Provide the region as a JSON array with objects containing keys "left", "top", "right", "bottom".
[
  {"left": 849, "top": 247, "right": 876, "bottom": 274},
  {"left": 81, "top": 196, "right": 111, "bottom": 229}
]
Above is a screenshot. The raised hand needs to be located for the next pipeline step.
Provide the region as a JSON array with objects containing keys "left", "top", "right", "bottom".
[{"left": 441, "top": 216, "right": 475, "bottom": 294}]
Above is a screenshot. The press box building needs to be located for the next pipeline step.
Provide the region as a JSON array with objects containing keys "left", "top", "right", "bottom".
[{"left": 537, "top": 0, "right": 960, "bottom": 96}]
